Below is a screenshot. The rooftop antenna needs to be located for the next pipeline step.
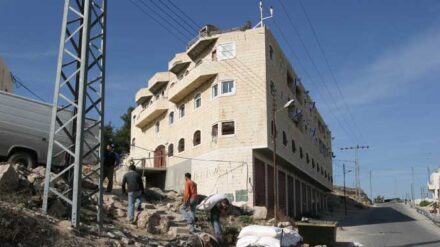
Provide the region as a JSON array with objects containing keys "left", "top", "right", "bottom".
[{"left": 254, "top": 1, "right": 273, "bottom": 28}]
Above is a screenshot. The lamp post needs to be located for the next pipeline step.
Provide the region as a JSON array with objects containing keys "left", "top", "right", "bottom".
[{"left": 273, "top": 99, "right": 295, "bottom": 224}]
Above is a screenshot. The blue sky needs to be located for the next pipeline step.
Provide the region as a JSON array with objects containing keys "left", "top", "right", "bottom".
[{"left": 1, "top": 0, "right": 439, "bottom": 199}]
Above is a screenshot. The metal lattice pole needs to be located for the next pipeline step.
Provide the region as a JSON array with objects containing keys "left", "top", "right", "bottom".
[{"left": 42, "top": 0, "right": 107, "bottom": 228}]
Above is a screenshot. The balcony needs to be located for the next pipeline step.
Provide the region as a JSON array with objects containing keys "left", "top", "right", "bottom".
[
  {"left": 135, "top": 88, "right": 152, "bottom": 105},
  {"left": 135, "top": 97, "right": 169, "bottom": 128},
  {"left": 148, "top": 72, "right": 170, "bottom": 93},
  {"left": 168, "top": 53, "right": 191, "bottom": 75},
  {"left": 168, "top": 61, "right": 218, "bottom": 103},
  {"left": 186, "top": 35, "right": 218, "bottom": 60}
]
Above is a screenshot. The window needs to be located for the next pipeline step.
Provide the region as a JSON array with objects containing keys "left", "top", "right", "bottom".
[
  {"left": 221, "top": 80, "right": 235, "bottom": 95},
  {"left": 282, "top": 131, "right": 287, "bottom": 146},
  {"left": 169, "top": 111, "right": 174, "bottom": 125},
  {"left": 269, "top": 45, "right": 274, "bottom": 60},
  {"left": 212, "top": 123, "right": 218, "bottom": 140},
  {"left": 291, "top": 139, "right": 296, "bottom": 153},
  {"left": 178, "top": 138, "right": 185, "bottom": 152},
  {"left": 217, "top": 42, "right": 235, "bottom": 60},
  {"left": 300, "top": 147, "right": 303, "bottom": 159},
  {"left": 194, "top": 93, "right": 201, "bottom": 109},
  {"left": 179, "top": 104, "right": 185, "bottom": 118},
  {"left": 221, "top": 121, "right": 235, "bottom": 135},
  {"left": 211, "top": 84, "right": 218, "bottom": 98},
  {"left": 306, "top": 153, "right": 310, "bottom": 164},
  {"left": 168, "top": 144, "right": 174, "bottom": 157},
  {"left": 193, "top": 130, "right": 201, "bottom": 146},
  {"left": 312, "top": 159, "right": 315, "bottom": 168},
  {"left": 131, "top": 138, "right": 136, "bottom": 150},
  {"left": 317, "top": 163, "right": 319, "bottom": 172},
  {"left": 155, "top": 121, "right": 160, "bottom": 133}
]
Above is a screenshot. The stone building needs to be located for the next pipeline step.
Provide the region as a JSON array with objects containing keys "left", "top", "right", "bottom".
[
  {"left": 130, "top": 25, "right": 333, "bottom": 217},
  {"left": 0, "top": 56, "right": 13, "bottom": 93}
]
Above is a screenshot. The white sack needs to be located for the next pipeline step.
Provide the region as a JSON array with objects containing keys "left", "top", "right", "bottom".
[
  {"left": 196, "top": 194, "right": 226, "bottom": 211},
  {"left": 237, "top": 225, "right": 283, "bottom": 239}
]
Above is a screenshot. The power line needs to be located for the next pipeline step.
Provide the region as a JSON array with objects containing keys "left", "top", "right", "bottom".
[
  {"left": 157, "top": 0, "right": 200, "bottom": 34},
  {"left": 270, "top": 15, "right": 359, "bottom": 144},
  {"left": 165, "top": 0, "right": 200, "bottom": 28},
  {"left": 274, "top": 0, "right": 362, "bottom": 144},
  {"left": 150, "top": 0, "right": 198, "bottom": 36},
  {"left": 297, "top": 0, "right": 365, "bottom": 143},
  {"left": 11, "top": 73, "right": 45, "bottom": 101},
  {"left": 128, "top": 0, "right": 187, "bottom": 45}
]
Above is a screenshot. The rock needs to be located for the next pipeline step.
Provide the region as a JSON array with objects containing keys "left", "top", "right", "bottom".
[
  {"left": 115, "top": 208, "right": 126, "bottom": 218},
  {"left": 143, "top": 203, "right": 156, "bottom": 210},
  {"left": 32, "top": 166, "right": 46, "bottom": 177},
  {"left": 107, "top": 232, "right": 117, "bottom": 239},
  {"left": 0, "top": 164, "right": 19, "bottom": 192},
  {"left": 58, "top": 220, "right": 73, "bottom": 231},
  {"left": 122, "top": 237, "right": 134, "bottom": 245},
  {"left": 158, "top": 215, "right": 171, "bottom": 233},
  {"left": 252, "top": 206, "right": 267, "bottom": 220},
  {"left": 48, "top": 199, "right": 68, "bottom": 218},
  {"left": 267, "top": 218, "right": 275, "bottom": 225},
  {"left": 136, "top": 211, "right": 162, "bottom": 233},
  {"left": 167, "top": 226, "right": 190, "bottom": 238}
]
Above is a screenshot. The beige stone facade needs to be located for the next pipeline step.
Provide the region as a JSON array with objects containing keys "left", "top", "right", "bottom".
[
  {"left": 130, "top": 26, "right": 333, "bottom": 217},
  {"left": 0, "top": 56, "right": 13, "bottom": 93}
]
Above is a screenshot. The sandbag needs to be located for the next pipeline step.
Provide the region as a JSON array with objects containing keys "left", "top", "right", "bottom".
[
  {"left": 236, "top": 236, "right": 280, "bottom": 247},
  {"left": 237, "top": 225, "right": 283, "bottom": 239},
  {"left": 196, "top": 193, "right": 226, "bottom": 211}
]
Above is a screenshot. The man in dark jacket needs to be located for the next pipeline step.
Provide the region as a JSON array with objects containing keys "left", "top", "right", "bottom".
[
  {"left": 103, "top": 144, "right": 118, "bottom": 192},
  {"left": 210, "top": 198, "right": 230, "bottom": 243},
  {"left": 122, "top": 164, "right": 144, "bottom": 223}
]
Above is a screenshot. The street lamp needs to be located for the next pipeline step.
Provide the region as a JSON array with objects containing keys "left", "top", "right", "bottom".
[{"left": 273, "top": 99, "right": 295, "bottom": 224}]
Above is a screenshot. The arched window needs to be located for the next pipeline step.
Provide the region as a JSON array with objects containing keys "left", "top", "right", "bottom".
[
  {"left": 300, "top": 147, "right": 303, "bottom": 159},
  {"left": 178, "top": 138, "right": 185, "bottom": 152},
  {"left": 312, "top": 159, "right": 315, "bottom": 168},
  {"left": 168, "top": 144, "right": 174, "bottom": 157},
  {"left": 291, "top": 139, "right": 296, "bottom": 153},
  {"left": 282, "top": 131, "right": 287, "bottom": 146},
  {"left": 154, "top": 145, "right": 166, "bottom": 168},
  {"left": 169, "top": 111, "right": 174, "bottom": 125},
  {"left": 155, "top": 121, "right": 160, "bottom": 133},
  {"left": 306, "top": 153, "right": 310, "bottom": 164},
  {"left": 193, "top": 130, "right": 201, "bottom": 146}
]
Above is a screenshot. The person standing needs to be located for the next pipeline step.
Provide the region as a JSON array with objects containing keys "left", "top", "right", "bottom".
[
  {"left": 122, "top": 164, "right": 144, "bottom": 223},
  {"left": 103, "top": 144, "right": 118, "bottom": 192},
  {"left": 210, "top": 198, "right": 230, "bottom": 243},
  {"left": 179, "top": 173, "right": 198, "bottom": 232}
]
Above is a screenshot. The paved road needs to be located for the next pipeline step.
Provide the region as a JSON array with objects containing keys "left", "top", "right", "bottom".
[{"left": 337, "top": 203, "right": 440, "bottom": 247}]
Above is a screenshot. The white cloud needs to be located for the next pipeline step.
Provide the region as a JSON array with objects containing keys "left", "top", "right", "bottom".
[{"left": 340, "top": 28, "right": 440, "bottom": 107}]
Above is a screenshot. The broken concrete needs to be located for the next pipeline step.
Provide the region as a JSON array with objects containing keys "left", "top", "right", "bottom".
[
  {"left": 252, "top": 206, "right": 268, "bottom": 220},
  {"left": 0, "top": 164, "right": 19, "bottom": 193}
]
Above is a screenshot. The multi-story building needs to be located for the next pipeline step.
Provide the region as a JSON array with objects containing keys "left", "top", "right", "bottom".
[
  {"left": 130, "top": 25, "right": 333, "bottom": 217},
  {"left": 0, "top": 56, "right": 13, "bottom": 93}
]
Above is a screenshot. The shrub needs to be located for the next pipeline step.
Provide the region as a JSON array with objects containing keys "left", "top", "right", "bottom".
[{"left": 419, "top": 200, "right": 431, "bottom": 207}]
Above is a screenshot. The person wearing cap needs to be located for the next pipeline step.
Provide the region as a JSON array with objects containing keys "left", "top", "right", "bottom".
[
  {"left": 180, "top": 172, "right": 198, "bottom": 232},
  {"left": 103, "top": 144, "right": 118, "bottom": 192}
]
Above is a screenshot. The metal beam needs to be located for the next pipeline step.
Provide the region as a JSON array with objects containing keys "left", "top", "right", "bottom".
[{"left": 43, "top": 0, "right": 106, "bottom": 229}]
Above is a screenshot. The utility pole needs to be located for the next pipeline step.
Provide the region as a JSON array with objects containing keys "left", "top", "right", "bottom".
[
  {"left": 42, "top": 0, "right": 107, "bottom": 229},
  {"left": 369, "top": 169, "right": 372, "bottom": 203},
  {"left": 340, "top": 145, "right": 369, "bottom": 201},
  {"left": 411, "top": 167, "right": 415, "bottom": 206},
  {"left": 272, "top": 87, "right": 278, "bottom": 224},
  {"left": 343, "top": 164, "right": 347, "bottom": 215}
]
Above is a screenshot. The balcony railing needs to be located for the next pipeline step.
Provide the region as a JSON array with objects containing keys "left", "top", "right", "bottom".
[
  {"left": 135, "top": 97, "right": 168, "bottom": 128},
  {"left": 168, "top": 53, "right": 191, "bottom": 75},
  {"left": 135, "top": 88, "right": 152, "bottom": 105},
  {"left": 168, "top": 61, "right": 218, "bottom": 103},
  {"left": 148, "top": 72, "right": 170, "bottom": 93}
]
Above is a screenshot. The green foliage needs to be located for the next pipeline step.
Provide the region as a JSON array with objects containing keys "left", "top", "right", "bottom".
[
  {"left": 419, "top": 200, "right": 431, "bottom": 207},
  {"left": 374, "top": 195, "right": 385, "bottom": 203},
  {"left": 104, "top": 106, "right": 134, "bottom": 154}
]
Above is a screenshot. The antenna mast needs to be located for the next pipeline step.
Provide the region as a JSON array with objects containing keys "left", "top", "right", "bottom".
[{"left": 254, "top": 1, "right": 274, "bottom": 28}]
